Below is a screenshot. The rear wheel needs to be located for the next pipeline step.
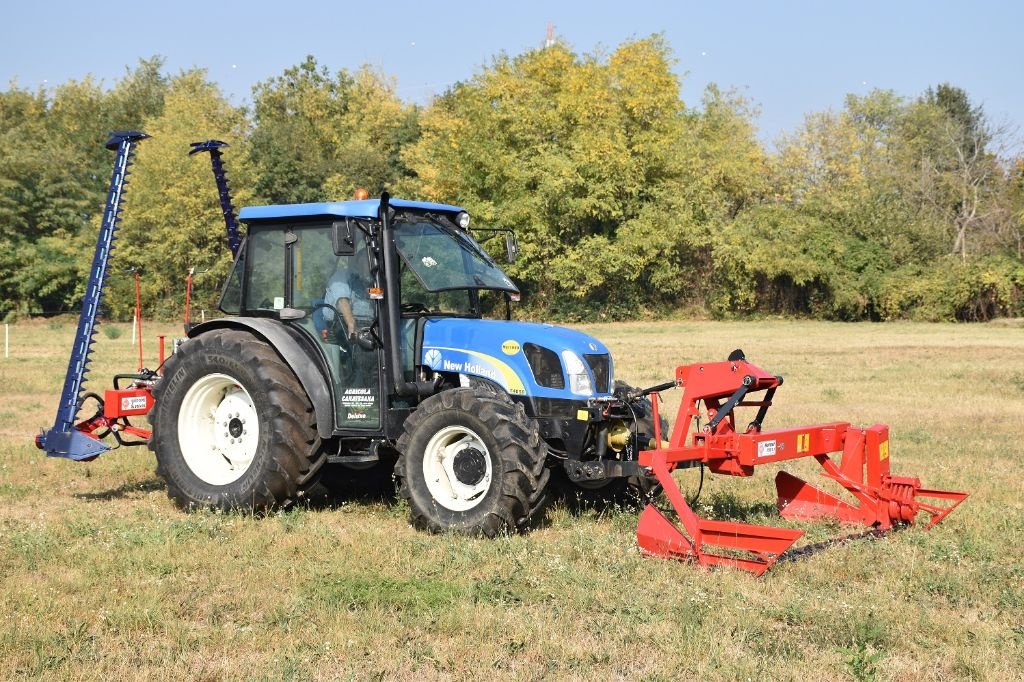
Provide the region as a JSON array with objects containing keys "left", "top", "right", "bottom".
[
  {"left": 395, "top": 387, "right": 549, "bottom": 536},
  {"left": 150, "top": 329, "right": 326, "bottom": 511}
]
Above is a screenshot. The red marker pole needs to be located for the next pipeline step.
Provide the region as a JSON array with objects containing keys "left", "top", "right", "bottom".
[
  {"left": 184, "top": 267, "right": 194, "bottom": 328},
  {"left": 134, "top": 270, "right": 143, "bottom": 371}
]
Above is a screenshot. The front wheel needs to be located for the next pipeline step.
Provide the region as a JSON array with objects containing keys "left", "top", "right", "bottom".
[
  {"left": 395, "top": 387, "right": 549, "bottom": 536},
  {"left": 149, "top": 329, "right": 326, "bottom": 511}
]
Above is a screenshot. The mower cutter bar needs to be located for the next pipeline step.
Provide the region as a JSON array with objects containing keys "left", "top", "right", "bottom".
[
  {"left": 37, "top": 131, "right": 149, "bottom": 460},
  {"left": 635, "top": 355, "right": 968, "bottom": 576}
]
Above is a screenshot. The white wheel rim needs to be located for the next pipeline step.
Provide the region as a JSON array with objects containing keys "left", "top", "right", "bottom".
[
  {"left": 422, "top": 425, "right": 493, "bottom": 512},
  {"left": 177, "top": 373, "right": 260, "bottom": 486}
]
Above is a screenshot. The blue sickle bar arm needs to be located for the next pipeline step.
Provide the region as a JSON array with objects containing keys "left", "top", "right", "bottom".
[
  {"left": 189, "top": 140, "right": 242, "bottom": 257},
  {"left": 36, "top": 131, "right": 149, "bottom": 460}
]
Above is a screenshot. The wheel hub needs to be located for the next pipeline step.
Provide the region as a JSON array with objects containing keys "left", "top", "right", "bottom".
[
  {"left": 177, "top": 373, "right": 259, "bottom": 486},
  {"left": 452, "top": 447, "right": 487, "bottom": 486},
  {"left": 422, "top": 425, "right": 493, "bottom": 512}
]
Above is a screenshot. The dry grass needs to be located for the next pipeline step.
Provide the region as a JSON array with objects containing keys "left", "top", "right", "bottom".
[{"left": 1, "top": 318, "right": 1022, "bottom": 680}]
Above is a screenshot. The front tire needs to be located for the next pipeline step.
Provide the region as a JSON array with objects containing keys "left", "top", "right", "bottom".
[
  {"left": 395, "top": 387, "right": 549, "bottom": 536},
  {"left": 150, "top": 329, "right": 326, "bottom": 511}
]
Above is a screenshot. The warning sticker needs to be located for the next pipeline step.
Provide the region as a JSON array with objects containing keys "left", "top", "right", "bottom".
[
  {"left": 121, "top": 396, "right": 148, "bottom": 411},
  {"left": 757, "top": 440, "right": 777, "bottom": 458},
  {"left": 879, "top": 440, "right": 889, "bottom": 461},
  {"left": 796, "top": 433, "right": 810, "bottom": 453}
]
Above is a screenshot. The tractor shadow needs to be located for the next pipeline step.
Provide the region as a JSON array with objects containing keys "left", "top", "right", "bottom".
[
  {"left": 300, "top": 462, "right": 400, "bottom": 510},
  {"left": 75, "top": 478, "right": 166, "bottom": 501}
]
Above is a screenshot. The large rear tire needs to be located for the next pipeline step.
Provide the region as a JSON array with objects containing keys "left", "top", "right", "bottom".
[
  {"left": 395, "top": 387, "right": 549, "bottom": 537},
  {"left": 150, "top": 329, "right": 326, "bottom": 511}
]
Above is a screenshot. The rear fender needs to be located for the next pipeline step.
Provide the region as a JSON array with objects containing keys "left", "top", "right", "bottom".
[{"left": 187, "top": 318, "right": 335, "bottom": 439}]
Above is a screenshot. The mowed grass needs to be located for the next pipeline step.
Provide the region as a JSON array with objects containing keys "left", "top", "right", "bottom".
[{"left": 1, "top": 318, "right": 1023, "bottom": 680}]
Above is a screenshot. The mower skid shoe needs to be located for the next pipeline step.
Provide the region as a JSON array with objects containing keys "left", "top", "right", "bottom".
[
  {"left": 776, "top": 470, "right": 866, "bottom": 524},
  {"left": 775, "top": 471, "right": 969, "bottom": 530},
  {"left": 637, "top": 504, "right": 803, "bottom": 577},
  {"left": 39, "top": 428, "right": 111, "bottom": 461}
]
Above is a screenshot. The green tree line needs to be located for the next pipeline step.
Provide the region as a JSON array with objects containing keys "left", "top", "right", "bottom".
[{"left": 2, "top": 38, "right": 1022, "bottom": 323}]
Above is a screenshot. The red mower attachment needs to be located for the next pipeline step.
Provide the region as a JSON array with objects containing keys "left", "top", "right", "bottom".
[{"left": 636, "top": 352, "right": 968, "bottom": 576}]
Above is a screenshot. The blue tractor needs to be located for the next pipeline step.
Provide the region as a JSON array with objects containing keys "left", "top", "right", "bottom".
[{"left": 38, "top": 133, "right": 667, "bottom": 537}]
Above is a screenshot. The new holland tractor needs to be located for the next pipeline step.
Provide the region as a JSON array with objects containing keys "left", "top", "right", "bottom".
[
  {"left": 37, "top": 132, "right": 663, "bottom": 536},
  {"left": 36, "top": 132, "right": 967, "bottom": 575}
]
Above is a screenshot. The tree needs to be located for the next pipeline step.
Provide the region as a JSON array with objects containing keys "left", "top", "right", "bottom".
[
  {"left": 113, "top": 70, "right": 253, "bottom": 319},
  {"left": 250, "top": 57, "right": 418, "bottom": 204},
  {"left": 404, "top": 36, "right": 710, "bottom": 317},
  {"left": 904, "top": 84, "right": 1017, "bottom": 260}
]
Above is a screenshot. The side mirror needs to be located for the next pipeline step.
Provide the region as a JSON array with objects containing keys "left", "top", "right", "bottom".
[
  {"left": 504, "top": 233, "right": 520, "bottom": 263},
  {"left": 332, "top": 219, "right": 356, "bottom": 256}
]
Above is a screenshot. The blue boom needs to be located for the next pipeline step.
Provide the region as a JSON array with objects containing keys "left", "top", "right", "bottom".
[{"left": 37, "top": 131, "right": 149, "bottom": 460}]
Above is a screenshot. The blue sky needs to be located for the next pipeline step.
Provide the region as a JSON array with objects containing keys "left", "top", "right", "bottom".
[{"left": 2, "top": 0, "right": 1021, "bottom": 147}]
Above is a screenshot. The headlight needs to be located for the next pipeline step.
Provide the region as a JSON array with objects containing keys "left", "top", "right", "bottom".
[
  {"left": 561, "top": 350, "right": 594, "bottom": 396},
  {"left": 455, "top": 211, "right": 470, "bottom": 229}
]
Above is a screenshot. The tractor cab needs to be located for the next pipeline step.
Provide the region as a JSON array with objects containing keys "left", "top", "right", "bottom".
[{"left": 222, "top": 198, "right": 525, "bottom": 433}]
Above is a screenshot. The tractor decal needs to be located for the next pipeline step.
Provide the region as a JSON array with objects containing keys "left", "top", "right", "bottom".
[
  {"left": 501, "top": 340, "right": 521, "bottom": 356},
  {"left": 421, "top": 346, "right": 527, "bottom": 395}
]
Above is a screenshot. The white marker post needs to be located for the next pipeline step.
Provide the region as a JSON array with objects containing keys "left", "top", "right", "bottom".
[
  {"left": 131, "top": 312, "right": 137, "bottom": 346},
  {"left": 4, "top": 323, "right": 8, "bottom": 359}
]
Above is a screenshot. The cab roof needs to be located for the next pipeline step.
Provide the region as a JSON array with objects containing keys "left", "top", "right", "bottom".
[{"left": 238, "top": 198, "right": 465, "bottom": 222}]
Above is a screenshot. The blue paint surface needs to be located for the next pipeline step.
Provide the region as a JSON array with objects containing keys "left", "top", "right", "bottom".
[{"left": 422, "top": 318, "right": 612, "bottom": 399}]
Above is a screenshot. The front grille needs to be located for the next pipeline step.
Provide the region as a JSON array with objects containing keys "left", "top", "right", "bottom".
[
  {"left": 584, "top": 353, "right": 610, "bottom": 393},
  {"left": 524, "top": 343, "right": 564, "bottom": 389},
  {"left": 533, "top": 398, "right": 575, "bottom": 418}
]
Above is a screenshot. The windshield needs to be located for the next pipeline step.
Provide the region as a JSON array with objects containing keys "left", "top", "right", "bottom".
[{"left": 393, "top": 213, "right": 519, "bottom": 294}]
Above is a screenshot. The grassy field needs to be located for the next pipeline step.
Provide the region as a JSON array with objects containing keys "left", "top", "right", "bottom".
[{"left": 1, "top": 318, "right": 1022, "bottom": 680}]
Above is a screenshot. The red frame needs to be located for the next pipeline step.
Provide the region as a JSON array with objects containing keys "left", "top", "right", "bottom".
[{"left": 636, "top": 359, "right": 967, "bottom": 576}]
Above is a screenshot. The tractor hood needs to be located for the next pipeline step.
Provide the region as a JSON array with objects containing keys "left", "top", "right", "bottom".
[{"left": 420, "top": 318, "right": 613, "bottom": 400}]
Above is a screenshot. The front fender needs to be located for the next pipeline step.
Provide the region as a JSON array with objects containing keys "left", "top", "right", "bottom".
[{"left": 187, "top": 318, "right": 335, "bottom": 439}]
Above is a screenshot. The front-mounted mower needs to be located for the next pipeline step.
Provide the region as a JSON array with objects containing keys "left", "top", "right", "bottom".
[{"left": 36, "top": 133, "right": 967, "bottom": 575}]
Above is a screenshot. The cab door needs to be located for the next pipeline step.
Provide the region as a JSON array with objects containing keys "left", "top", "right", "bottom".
[{"left": 286, "top": 223, "right": 383, "bottom": 431}]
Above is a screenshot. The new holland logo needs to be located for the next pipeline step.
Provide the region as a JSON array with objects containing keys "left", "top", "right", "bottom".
[
  {"left": 424, "top": 349, "right": 442, "bottom": 369},
  {"left": 501, "top": 340, "right": 521, "bottom": 356}
]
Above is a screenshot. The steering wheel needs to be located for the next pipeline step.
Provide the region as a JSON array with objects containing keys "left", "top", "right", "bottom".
[
  {"left": 400, "top": 302, "right": 431, "bottom": 314},
  {"left": 311, "top": 302, "right": 350, "bottom": 352}
]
